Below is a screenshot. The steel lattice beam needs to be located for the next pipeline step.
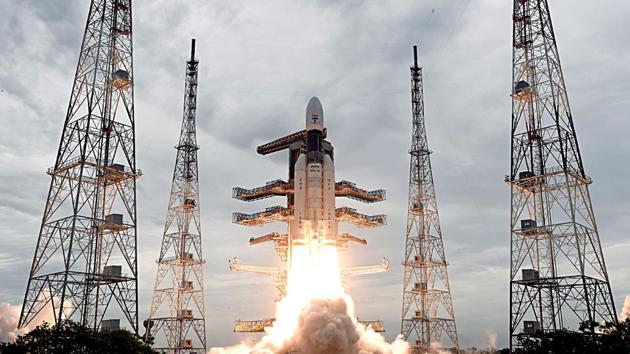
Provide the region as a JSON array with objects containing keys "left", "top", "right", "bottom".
[
  {"left": 145, "top": 39, "right": 207, "bottom": 353},
  {"left": 19, "top": 0, "right": 139, "bottom": 333},
  {"left": 508, "top": 0, "right": 617, "bottom": 349},
  {"left": 400, "top": 46, "right": 460, "bottom": 354}
]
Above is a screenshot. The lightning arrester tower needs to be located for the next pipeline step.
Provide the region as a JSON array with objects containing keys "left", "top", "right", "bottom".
[
  {"left": 401, "top": 46, "right": 459, "bottom": 354},
  {"left": 508, "top": 0, "right": 617, "bottom": 349},
  {"left": 145, "top": 39, "right": 206, "bottom": 353},
  {"left": 18, "top": 0, "right": 139, "bottom": 333}
]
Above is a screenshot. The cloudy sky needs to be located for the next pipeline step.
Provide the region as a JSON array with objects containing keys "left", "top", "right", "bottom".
[{"left": 1, "top": 0, "right": 629, "bottom": 349}]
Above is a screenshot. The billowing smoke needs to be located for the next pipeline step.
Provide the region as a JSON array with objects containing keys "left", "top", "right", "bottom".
[
  {"left": 209, "top": 344, "right": 252, "bottom": 354},
  {"left": 1, "top": 302, "right": 56, "bottom": 342},
  {"left": 210, "top": 295, "right": 409, "bottom": 354},
  {"left": 485, "top": 329, "right": 497, "bottom": 349},
  {"left": 619, "top": 295, "right": 630, "bottom": 321},
  {"left": 293, "top": 296, "right": 359, "bottom": 353},
  {"left": 0, "top": 302, "right": 55, "bottom": 342},
  {"left": 211, "top": 244, "right": 410, "bottom": 353},
  {"left": 294, "top": 296, "right": 408, "bottom": 354},
  {"left": 428, "top": 342, "right": 452, "bottom": 354},
  {"left": 0, "top": 304, "right": 23, "bottom": 342}
]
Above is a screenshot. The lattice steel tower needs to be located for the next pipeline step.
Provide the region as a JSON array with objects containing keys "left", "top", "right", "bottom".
[
  {"left": 401, "top": 46, "right": 459, "bottom": 354},
  {"left": 508, "top": 0, "right": 617, "bottom": 348},
  {"left": 18, "top": 0, "right": 139, "bottom": 333},
  {"left": 145, "top": 39, "right": 206, "bottom": 354}
]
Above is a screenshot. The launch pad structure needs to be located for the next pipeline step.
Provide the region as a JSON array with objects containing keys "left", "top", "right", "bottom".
[
  {"left": 507, "top": 0, "right": 617, "bottom": 349},
  {"left": 400, "top": 46, "right": 460, "bottom": 353},
  {"left": 230, "top": 97, "right": 390, "bottom": 333},
  {"left": 145, "top": 39, "right": 207, "bottom": 354},
  {"left": 18, "top": 0, "right": 140, "bottom": 333},
  {"left": 12, "top": 1, "right": 624, "bottom": 352}
]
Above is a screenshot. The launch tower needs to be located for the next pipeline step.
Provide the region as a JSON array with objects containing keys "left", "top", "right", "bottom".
[
  {"left": 508, "top": 0, "right": 617, "bottom": 348},
  {"left": 400, "top": 46, "right": 459, "bottom": 353},
  {"left": 145, "top": 40, "right": 207, "bottom": 353},
  {"left": 19, "top": 0, "right": 139, "bottom": 333}
]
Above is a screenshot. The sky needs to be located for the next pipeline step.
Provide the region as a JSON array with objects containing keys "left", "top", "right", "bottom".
[{"left": 0, "top": 0, "right": 629, "bottom": 349}]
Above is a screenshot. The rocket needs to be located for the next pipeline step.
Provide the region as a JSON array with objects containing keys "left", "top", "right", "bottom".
[
  {"left": 230, "top": 96, "right": 389, "bottom": 298},
  {"left": 291, "top": 97, "right": 337, "bottom": 247}
]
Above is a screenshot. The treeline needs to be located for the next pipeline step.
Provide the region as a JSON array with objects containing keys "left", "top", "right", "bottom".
[
  {"left": 0, "top": 321, "right": 156, "bottom": 354},
  {"left": 513, "top": 319, "right": 630, "bottom": 353},
  {"left": 463, "top": 319, "right": 630, "bottom": 354},
  {"left": 2, "top": 319, "right": 629, "bottom": 353}
]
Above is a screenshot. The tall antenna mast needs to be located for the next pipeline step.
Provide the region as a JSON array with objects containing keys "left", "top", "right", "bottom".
[
  {"left": 19, "top": 0, "right": 139, "bottom": 333},
  {"left": 508, "top": 0, "right": 617, "bottom": 349},
  {"left": 401, "top": 45, "right": 460, "bottom": 353},
  {"left": 145, "top": 39, "right": 207, "bottom": 353}
]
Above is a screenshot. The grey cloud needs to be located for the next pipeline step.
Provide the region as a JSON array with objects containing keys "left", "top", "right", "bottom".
[{"left": 0, "top": 0, "right": 629, "bottom": 350}]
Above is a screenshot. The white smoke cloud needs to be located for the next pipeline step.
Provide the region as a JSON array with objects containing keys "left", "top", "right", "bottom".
[
  {"left": 0, "top": 299, "right": 57, "bottom": 343},
  {"left": 210, "top": 295, "right": 409, "bottom": 354},
  {"left": 0, "top": 303, "right": 23, "bottom": 342},
  {"left": 208, "top": 344, "right": 252, "bottom": 354},
  {"left": 485, "top": 329, "right": 497, "bottom": 349},
  {"left": 619, "top": 295, "right": 630, "bottom": 321},
  {"left": 428, "top": 342, "right": 452, "bottom": 354},
  {"left": 294, "top": 297, "right": 359, "bottom": 353}
]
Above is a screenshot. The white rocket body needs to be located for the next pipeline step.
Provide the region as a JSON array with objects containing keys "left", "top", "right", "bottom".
[
  {"left": 230, "top": 96, "right": 390, "bottom": 291},
  {"left": 291, "top": 97, "right": 337, "bottom": 248}
]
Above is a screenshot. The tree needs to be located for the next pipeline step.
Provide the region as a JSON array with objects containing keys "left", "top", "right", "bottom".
[
  {"left": 598, "top": 319, "right": 630, "bottom": 354},
  {"left": 514, "top": 319, "right": 630, "bottom": 354},
  {"left": 0, "top": 320, "right": 157, "bottom": 354}
]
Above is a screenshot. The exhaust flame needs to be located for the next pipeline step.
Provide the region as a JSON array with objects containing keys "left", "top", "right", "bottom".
[{"left": 211, "top": 243, "right": 409, "bottom": 354}]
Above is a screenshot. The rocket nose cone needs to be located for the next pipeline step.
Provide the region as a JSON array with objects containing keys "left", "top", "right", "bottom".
[{"left": 306, "top": 96, "right": 324, "bottom": 130}]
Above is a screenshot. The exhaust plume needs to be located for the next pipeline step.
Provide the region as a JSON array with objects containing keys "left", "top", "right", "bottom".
[
  {"left": 619, "top": 295, "right": 630, "bottom": 321},
  {"left": 210, "top": 295, "right": 409, "bottom": 354},
  {"left": 210, "top": 245, "right": 409, "bottom": 354},
  {"left": 485, "top": 329, "right": 497, "bottom": 349},
  {"left": 0, "top": 304, "right": 22, "bottom": 342},
  {"left": 0, "top": 301, "right": 56, "bottom": 342}
]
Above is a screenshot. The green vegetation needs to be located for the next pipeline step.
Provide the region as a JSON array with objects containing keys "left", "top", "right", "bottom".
[
  {"left": 513, "top": 319, "right": 630, "bottom": 354},
  {"left": 3, "top": 319, "right": 629, "bottom": 353},
  {"left": 460, "top": 320, "right": 630, "bottom": 353},
  {"left": 0, "top": 320, "right": 156, "bottom": 354}
]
